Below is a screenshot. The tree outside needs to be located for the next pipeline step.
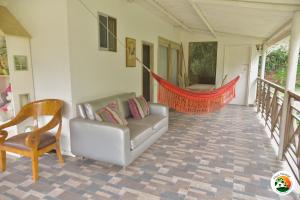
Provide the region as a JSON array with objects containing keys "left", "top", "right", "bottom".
[{"left": 264, "top": 45, "right": 300, "bottom": 93}]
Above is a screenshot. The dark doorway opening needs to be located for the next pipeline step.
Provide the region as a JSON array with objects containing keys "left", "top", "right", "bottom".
[{"left": 142, "top": 44, "right": 151, "bottom": 101}]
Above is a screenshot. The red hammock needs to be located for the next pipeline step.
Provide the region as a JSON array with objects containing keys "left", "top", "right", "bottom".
[{"left": 151, "top": 72, "right": 239, "bottom": 114}]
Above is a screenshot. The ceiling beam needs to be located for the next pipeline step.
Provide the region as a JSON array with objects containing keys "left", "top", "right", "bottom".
[
  {"left": 146, "top": 0, "right": 191, "bottom": 32},
  {"left": 188, "top": 0, "right": 217, "bottom": 38},
  {"left": 190, "top": 28, "right": 266, "bottom": 41},
  {"left": 196, "top": 0, "right": 300, "bottom": 11},
  {"left": 264, "top": 19, "right": 292, "bottom": 46}
]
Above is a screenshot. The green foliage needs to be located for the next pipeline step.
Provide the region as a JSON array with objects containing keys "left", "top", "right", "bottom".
[
  {"left": 266, "top": 48, "right": 288, "bottom": 71},
  {"left": 265, "top": 46, "right": 300, "bottom": 88}
]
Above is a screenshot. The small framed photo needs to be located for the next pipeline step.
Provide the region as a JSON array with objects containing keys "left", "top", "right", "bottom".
[
  {"left": 126, "top": 37, "right": 136, "bottom": 67},
  {"left": 14, "top": 55, "right": 28, "bottom": 71}
]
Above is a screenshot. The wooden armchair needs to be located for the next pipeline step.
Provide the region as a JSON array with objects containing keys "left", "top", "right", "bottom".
[{"left": 0, "top": 99, "right": 64, "bottom": 181}]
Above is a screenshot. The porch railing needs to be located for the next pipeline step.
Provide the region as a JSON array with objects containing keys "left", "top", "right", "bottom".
[
  {"left": 256, "top": 78, "right": 285, "bottom": 144},
  {"left": 256, "top": 78, "right": 300, "bottom": 184}
]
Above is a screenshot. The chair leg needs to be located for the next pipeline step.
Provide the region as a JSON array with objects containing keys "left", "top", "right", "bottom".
[
  {"left": 31, "top": 152, "right": 39, "bottom": 181},
  {"left": 56, "top": 142, "right": 64, "bottom": 164},
  {"left": 0, "top": 150, "right": 6, "bottom": 172}
]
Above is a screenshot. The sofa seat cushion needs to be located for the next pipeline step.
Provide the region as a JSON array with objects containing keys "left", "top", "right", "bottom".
[
  {"left": 128, "top": 122, "right": 152, "bottom": 150},
  {"left": 128, "top": 114, "right": 168, "bottom": 132},
  {"left": 3, "top": 132, "right": 56, "bottom": 151}
]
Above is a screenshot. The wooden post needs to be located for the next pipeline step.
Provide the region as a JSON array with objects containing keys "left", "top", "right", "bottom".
[{"left": 278, "top": 12, "right": 300, "bottom": 160}]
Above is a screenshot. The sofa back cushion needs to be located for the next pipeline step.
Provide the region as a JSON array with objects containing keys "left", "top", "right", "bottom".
[
  {"left": 77, "top": 92, "right": 136, "bottom": 119},
  {"left": 118, "top": 93, "right": 136, "bottom": 118}
]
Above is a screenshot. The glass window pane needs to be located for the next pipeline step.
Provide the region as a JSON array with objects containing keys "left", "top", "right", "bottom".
[
  {"left": 108, "top": 17, "right": 117, "bottom": 52},
  {"left": 99, "top": 15, "right": 108, "bottom": 49}
]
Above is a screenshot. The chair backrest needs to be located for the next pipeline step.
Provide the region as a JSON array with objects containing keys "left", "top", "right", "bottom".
[
  {"left": 21, "top": 99, "right": 63, "bottom": 117},
  {"left": 20, "top": 99, "right": 63, "bottom": 132}
]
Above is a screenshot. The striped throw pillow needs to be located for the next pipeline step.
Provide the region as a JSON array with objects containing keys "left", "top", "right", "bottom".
[
  {"left": 128, "top": 96, "right": 150, "bottom": 119},
  {"left": 84, "top": 103, "right": 95, "bottom": 120},
  {"left": 95, "top": 101, "right": 128, "bottom": 125}
]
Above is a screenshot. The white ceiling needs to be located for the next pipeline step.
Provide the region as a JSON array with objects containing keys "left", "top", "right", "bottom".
[{"left": 135, "top": 0, "right": 300, "bottom": 39}]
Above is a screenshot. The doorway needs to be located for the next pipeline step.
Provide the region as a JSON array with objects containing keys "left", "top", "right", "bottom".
[
  {"left": 223, "top": 45, "right": 250, "bottom": 105},
  {"left": 142, "top": 42, "right": 153, "bottom": 102},
  {"left": 157, "top": 37, "right": 181, "bottom": 85}
]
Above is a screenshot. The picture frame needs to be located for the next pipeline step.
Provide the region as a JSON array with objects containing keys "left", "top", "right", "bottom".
[
  {"left": 0, "top": 37, "right": 9, "bottom": 75},
  {"left": 14, "top": 55, "right": 28, "bottom": 71},
  {"left": 188, "top": 42, "right": 217, "bottom": 84},
  {"left": 126, "top": 37, "right": 136, "bottom": 67}
]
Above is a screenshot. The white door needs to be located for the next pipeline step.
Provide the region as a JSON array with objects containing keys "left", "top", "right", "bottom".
[{"left": 223, "top": 45, "right": 250, "bottom": 105}]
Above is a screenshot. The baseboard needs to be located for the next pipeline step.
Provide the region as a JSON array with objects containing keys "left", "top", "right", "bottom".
[{"left": 62, "top": 149, "right": 75, "bottom": 157}]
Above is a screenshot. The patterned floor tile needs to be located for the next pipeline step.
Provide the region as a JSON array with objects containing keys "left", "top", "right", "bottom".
[{"left": 0, "top": 106, "right": 299, "bottom": 199}]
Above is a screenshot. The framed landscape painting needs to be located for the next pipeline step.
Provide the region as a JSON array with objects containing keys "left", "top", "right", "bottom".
[
  {"left": 188, "top": 42, "right": 217, "bottom": 84},
  {"left": 126, "top": 37, "right": 136, "bottom": 67}
]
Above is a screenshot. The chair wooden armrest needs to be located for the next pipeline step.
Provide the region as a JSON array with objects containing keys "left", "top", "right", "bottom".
[
  {"left": 0, "top": 130, "right": 8, "bottom": 144},
  {"left": 0, "top": 113, "right": 28, "bottom": 130}
]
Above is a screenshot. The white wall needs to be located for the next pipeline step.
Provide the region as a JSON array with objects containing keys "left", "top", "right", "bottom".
[
  {"left": 6, "top": 0, "right": 73, "bottom": 154},
  {"left": 67, "top": 0, "right": 179, "bottom": 107},
  {"left": 179, "top": 30, "right": 262, "bottom": 105},
  {"left": 5, "top": 0, "right": 179, "bottom": 154},
  {"left": 4, "top": 0, "right": 262, "bottom": 154}
]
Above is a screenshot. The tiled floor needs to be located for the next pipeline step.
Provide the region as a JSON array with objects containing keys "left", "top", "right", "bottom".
[{"left": 0, "top": 105, "right": 299, "bottom": 200}]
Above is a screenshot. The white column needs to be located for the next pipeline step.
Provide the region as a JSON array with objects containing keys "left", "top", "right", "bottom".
[
  {"left": 278, "top": 11, "right": 300, "bottom": 159},
  {"left": 260, "top": 47, "right": 267, "bottom": 79}
]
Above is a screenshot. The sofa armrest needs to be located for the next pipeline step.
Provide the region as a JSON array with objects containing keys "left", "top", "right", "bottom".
[
  {"left": 70, "top": 118, "right": 131, "bottom": 166},
  {"left": 149, "top": 103, "right": 169, "bottom": 117}
]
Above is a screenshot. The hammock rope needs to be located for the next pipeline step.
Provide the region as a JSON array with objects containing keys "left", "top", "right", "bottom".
[{"left": 77, "top": 0, "right": 240, "bottom": 113}]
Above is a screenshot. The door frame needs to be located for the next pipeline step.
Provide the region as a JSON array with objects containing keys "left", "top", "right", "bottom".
[
  {"left": 141, "top": 41, "right": 154, "bottom": 102},
  {"left": 223, "top": 44, "right": 251, "bottom": 105}
]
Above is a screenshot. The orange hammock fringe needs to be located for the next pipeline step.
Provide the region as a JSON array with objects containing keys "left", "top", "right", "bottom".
[{"left": 151, "top": 72, "right": 240, "bottom": 114}]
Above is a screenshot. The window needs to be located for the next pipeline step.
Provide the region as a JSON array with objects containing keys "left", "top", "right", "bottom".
[{"left": 98, "top": 13, "right": 117, "bottom": 52}]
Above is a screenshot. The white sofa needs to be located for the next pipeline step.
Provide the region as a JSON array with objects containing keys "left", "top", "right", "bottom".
[{"left": 70, "top": 93, "right": 169, "bottom": 166}]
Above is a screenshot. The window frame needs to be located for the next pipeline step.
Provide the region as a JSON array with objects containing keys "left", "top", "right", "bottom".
[{"left": 98, "top": 12, "right": 117, "bottom": 52}]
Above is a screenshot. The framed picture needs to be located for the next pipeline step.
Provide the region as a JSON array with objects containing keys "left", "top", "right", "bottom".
[
  {"left": 0, "top": 37, "right": 9, "bottom": 75},
  {"left": 14, "top": 55, "right": 28, "bottom": 71},
  {"left": 188, "top": 42, "right": 217, "bottom": 84},
  {"left": 126, "top": 37, "right": 136, "bottom": 67}
]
